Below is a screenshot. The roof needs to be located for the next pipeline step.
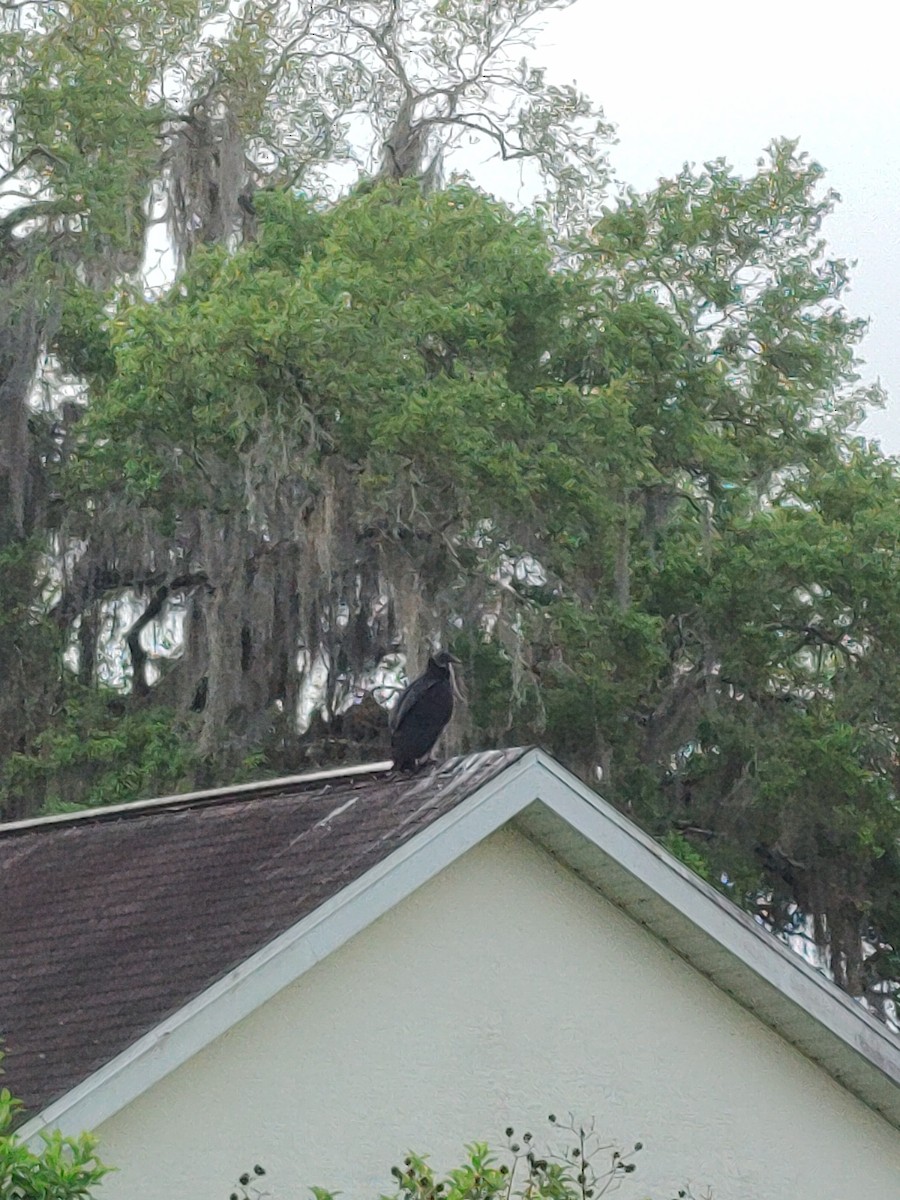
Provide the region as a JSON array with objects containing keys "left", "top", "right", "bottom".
[
  {"left": 0, "top": 749, "right": 527, "bottom": 1122},
  {"left": 3, "top": 747, "right": 899, "bottom": 1141}
]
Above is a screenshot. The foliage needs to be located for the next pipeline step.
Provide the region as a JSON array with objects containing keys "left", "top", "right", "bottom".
[
  {"left": 0, "top": 686, "right": 199, "bottom": 817},
  {"left": 0, "top": 1059, "right": 107, "bottom": 1200},
  {"left": 660, "top": 833, "right": 713, "bottom": 883},
  {"left": 228, "top": 1119, "right": 709, "bottom": 1200},
  {"left": 0, "top": 0, "right": 609, "bottom": 778},
  {"left": 70, "top": 183, "right": 562, "bottom": 506},
  {"left": 0, "top": 539, "right": 70, "bottom": 806}
]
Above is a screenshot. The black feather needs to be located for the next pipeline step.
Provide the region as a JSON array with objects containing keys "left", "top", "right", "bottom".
[{"left": 391, "top": 651, "right": 459, "bottom": 770}]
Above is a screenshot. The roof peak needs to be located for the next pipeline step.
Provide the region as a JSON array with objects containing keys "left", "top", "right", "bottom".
[
  {"left": 0, "top": 748, "right": 533, "bottom": 836},
  {"left": 0, "top": 759, "right": 396, "bottom": 835}
]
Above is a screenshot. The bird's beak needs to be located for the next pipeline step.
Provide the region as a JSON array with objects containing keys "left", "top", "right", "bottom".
[
  {"left": 448, "top": 653, "right": 462, "bottom": 665},
  {"left": 447, "top": 656, "right": 465, "bottom": 702}
]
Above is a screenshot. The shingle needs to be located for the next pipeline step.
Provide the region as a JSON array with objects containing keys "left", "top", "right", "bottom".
[{"left": 0, "top": 749, "right": 528, "bottom": 1121}]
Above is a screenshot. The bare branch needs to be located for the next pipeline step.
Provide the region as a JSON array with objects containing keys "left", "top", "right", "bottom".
[
  {"left": 0, "top": 144, "right": 68, "bottom": 188},
  {"left": 0, "top": 198, "right": 78, "bottom": 237},
  {"left": 126, "top": 574, "right": 209, "bottom": 697},
  {"left": 766, "top": 622, "right": 862, "bottom": 660}
]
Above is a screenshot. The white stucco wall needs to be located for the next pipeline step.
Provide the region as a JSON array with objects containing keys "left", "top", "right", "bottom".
[{"left": 96, "top": 827, "right": 900, "bottom": 1200}]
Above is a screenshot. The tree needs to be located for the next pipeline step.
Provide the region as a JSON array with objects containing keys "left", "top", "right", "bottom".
[
  {"left": 543, "top": 143, "right": 899, "bottom": 1003},
  {"left": 0, "top": 0, "right": 608, "bottom": 798},
  {"left": 56, "top": 181, "right": 568, "bottom": 762}
]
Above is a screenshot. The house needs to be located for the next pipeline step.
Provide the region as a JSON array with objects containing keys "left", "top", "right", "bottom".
[{"left": 2, "top": 747, "right": 899, "bottom": 1200}]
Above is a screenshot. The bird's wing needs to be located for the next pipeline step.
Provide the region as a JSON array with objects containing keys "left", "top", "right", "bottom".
[{"left": 391, "top": 673, "right": 440, "bottom": 732}]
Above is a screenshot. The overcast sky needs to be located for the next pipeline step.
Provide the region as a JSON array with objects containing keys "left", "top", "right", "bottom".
[{"left": 529, "top": 0, "right": 900, "bottom": 454}]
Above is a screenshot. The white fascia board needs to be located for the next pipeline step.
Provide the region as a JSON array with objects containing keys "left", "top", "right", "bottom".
[
  {"left": 515, "top": 756, "right": 900, "bottom": 1124},
  {"left": 20, "top": 748, "right": 900, "bottom": 1142},
  {"left": 18, "top": 750, "right": 545, "bottom": 1144}
]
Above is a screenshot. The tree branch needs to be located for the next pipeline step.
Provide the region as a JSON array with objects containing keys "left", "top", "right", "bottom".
[
  {"left": 0, "top": 198, "right": 78, "bottom": 238},
  {"left": 766, "top": 621, "right": 861, "bottom": 659},
  {"left": 126, "top": 574, "right": 209, "bottom": 697}
]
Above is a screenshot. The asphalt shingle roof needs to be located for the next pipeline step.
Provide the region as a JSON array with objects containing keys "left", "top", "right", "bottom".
[{"left": 0, "top": 749, "right": 527, "bottom": 1121}]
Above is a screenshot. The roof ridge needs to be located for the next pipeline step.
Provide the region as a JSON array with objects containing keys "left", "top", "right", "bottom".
[{"left": 0, "top": 759, "right": 395, "bottom": 834}]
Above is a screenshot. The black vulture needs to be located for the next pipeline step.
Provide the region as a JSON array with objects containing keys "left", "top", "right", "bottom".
[{"left": 390, "top": 651, "right": 461, "bottom": 771}]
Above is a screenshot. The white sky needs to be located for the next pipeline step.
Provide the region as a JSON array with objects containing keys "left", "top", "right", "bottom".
[{"left": 532, "top": 0, "right": 900, "bottom": 454}]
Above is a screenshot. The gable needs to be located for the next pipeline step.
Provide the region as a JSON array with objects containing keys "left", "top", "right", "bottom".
[{"left": 94, "top": 827, "right": 900, "bottom": 1200}]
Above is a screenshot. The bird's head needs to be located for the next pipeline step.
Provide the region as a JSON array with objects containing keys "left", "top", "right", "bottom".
[
  {"left": 429, "top": 651, "right": 465, "bottom": 702},
  {"left": 429, "top": 650, "right": 461, "bottom": 672}
]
